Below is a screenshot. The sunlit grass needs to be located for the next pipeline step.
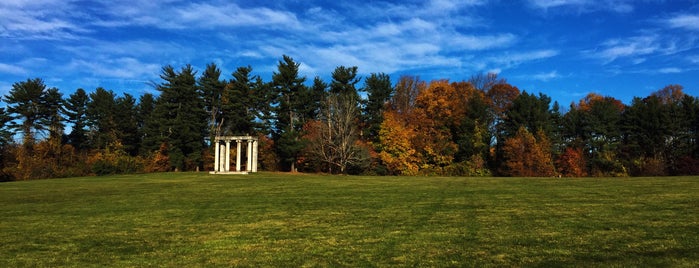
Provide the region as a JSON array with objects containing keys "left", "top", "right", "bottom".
[{"left": 1, "top": 173, "right": 697, "bottom": 266}]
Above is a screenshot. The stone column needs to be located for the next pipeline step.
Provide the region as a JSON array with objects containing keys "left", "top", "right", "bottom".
[
  {"left": 236, "top": 140, "right": 242, "bottom": 172},
  {"left": 225, "top": 140, "right": 231, "bottom": 172},
  {"left": 219, "top": 144, "right": 226, "bottom": 172},
  {"left": 246, "top": 140, "right": 253, "bottom": 172},
  {"left": 252, "top": 140, "right": 258, "bottom": 172},
  {"left": 214, "top": 140, "right": 220, "bottom": 172}
]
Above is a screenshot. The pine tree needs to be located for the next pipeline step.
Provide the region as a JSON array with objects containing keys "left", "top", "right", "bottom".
[
  {"left": 149, "top": 65, "right": 207, "bottom": 171},
  {"left": 114, "top": 94, "right": 140, "bottom": 156},
  {"left": 222, "top": 66, "right": 258, "bottom": 135},
  {"left": 198, "top": 63, "right": 225, "bottom": 140},
  {"left": 363, "top": 73, "right": 392, "bottom": 141},
  {"left": 87, "top": 87, "right": 118, "bottom": 150},
  {"left": 272, "top": 55, "right": 308, "bottom": 172},
  {"left": 4, "top": 78, "right": 49, "bottom": 148},
  {"left": 138, "top": 93, "right": 157, "bottom": 156},
  {"left": 65, "top": 88, "right": 90, "bottom": 150},
  {"left": 40, "top": 88, "right": 65, "bottom": 155}
]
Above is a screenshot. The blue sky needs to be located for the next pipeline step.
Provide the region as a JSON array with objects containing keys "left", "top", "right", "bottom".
[{"left": 1, "top": 0, "right": 698, "bottom": 107}]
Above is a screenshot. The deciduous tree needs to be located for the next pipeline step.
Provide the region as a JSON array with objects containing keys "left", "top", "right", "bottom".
[{"left": 501, "top": 127, "right": 556, "bottom": 177}]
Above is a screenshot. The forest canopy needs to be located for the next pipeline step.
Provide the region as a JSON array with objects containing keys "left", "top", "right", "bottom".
[{"left": 1, "top": 56, "right": 698, "bottom": 180}]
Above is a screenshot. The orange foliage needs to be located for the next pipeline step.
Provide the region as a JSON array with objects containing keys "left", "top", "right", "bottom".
[
  {"left": 144, "top": 142, "right": 170, "bottom": 172},
  {"left": 487, "top": 83, "right": 519, "bottom": 117},
  {"left": 414, "top": 80, "right": 467, "bottom": 127},
  {"left": 378, "top": 109, "right": 419, "bottom": 175},
  {"left": 556, "top": 146, "right": 587, "bottom": 177},
  {"left": 577, "top": 93, "right": 624, "bottom": 112},
  {"left": 501, "top": 127, "right": 556, "bottom": 177},
  {"left": 651, "top": 84, "right": 685, "bottom": 104}
]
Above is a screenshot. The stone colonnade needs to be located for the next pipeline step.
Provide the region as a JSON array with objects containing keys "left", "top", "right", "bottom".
[{"left": 210, "top": 136, "right": 258, "bottom": 174}]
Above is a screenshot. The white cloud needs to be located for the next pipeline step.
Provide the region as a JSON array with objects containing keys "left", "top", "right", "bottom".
[
  {"left": 67, "top": 57, "right": 160, "bottom": 79},
  {"left": 658, "top": 67, "right": 682, "bottom": 74},
  {"left": 93, "top": 2, "right": 301, "bottom": 30},
  {"left": 528, "top": 0, "right": 633, "bottom": 13},
  {"left": 666, "top": 14, "right": 699, "bottom": 31},
  {"left": 489, "top": 49, "right": 559, "bottom": 67},
  {"left": 0, "top": 63, "right": 27, "bottom": 75},
  {"left": 529, "top": 0, "right": 591, "bottom": 9},
  {"left": 591, "top": 35, "right": 659, "bottom": 63},
  {"left": 531, "top": 70, "right": 560, "bottom": 81},
  {"left": 0, "top": 2, "right": 85, "bottom": 40}
]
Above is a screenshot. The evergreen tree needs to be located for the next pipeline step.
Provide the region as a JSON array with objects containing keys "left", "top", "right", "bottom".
[
  {"left": 303, "top": 77, "right": 327, "bottom": 121},
  {"left": 4, "top": 78, "right": 49, "bottom": 148},
  {"left": 41, "top": 88, "right": 65, "bottom": 152},
  {"left": 330, "top": 66, "right": 360, "bottom": 97},
  {"left": 198, "top": 63, "right": 225, "bottom": 140},
  {"left": 565, "top": 94, "right": 625, "bottom": 176},
  {"left": 222, "top": 66, "right": 258, "bottom": 135},
  {"left": 363, "top": 72, "right": 393, "bottom": 140},
  {"left": 455, "top": 91, "right": 491, "bottom": 163},
  {"left": 65, "top": 88, "right": 90, "bottom": 150},
  {"left": 115, "top": 94, "right": 140, "bottom": 156},
  {"left": 87, "top": 87, "right": 118, "bottom": 150},
  {"left": 137, "top": 93, "right": 157, "bottom": 156},
  {"left": 0, "top": 103, "right": 13, "bottom": 148},
  {"left": 503, "top": 91, "right": 554, "bottom": 138},
  {"left": 149, "top": 65, "right": 207, "bottom": 171},
  {"left": 0, "top": 101, "right": 14, "bottom": 181},
  {"left": 272, "top": 55, "right": 308, "bottom": 172}
]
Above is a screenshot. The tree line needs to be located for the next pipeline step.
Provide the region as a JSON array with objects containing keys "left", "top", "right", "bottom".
[{"left": 1, "top": 55, "right": 698, "bottom": 180}]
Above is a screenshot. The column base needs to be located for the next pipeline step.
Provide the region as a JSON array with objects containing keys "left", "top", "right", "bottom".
[{"left": 209, "top": 171, "right": 249, "bottom": 175}]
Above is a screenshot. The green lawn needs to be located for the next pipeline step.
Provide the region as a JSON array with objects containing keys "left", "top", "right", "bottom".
[{"left": 1, "top": 173, "right": 697, "bottom": 267}]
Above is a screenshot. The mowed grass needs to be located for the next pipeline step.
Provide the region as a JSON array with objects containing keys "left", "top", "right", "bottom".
[{"left": 1, "top": 173, "right": 697, "bottom": 267}]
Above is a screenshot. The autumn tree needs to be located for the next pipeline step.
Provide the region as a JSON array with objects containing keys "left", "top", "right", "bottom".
[
  {"left": 469, "top": 72, "right": 506, "bottom": 92},
  {"left": 556, "top": 146, "right": 587, "bottom": 177},
  {"left": 411, "top": 80, "right": 461, "bottom": 171},
  {"left": 391, "top": 75, "right": 425, "bottom": 116},
  {"left": 303, "top": 92, "right": 365, "bottom": 174},
  {"left": 501, "top": 127, "right": 556, "bottom": 177},
  {"left": 378, "top": 109, "right": 419, "bottom": 175},
  {"left": 486, "top": 81, "right": 520, "bottom": 166}
]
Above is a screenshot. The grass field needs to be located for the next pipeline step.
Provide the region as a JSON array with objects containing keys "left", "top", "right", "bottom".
[{"left": 1, "top": 173, "right": 697, "bottom": 267}]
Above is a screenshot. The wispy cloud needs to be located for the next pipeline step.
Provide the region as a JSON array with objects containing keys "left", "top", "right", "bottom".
[
  {"left": 531, "top": 70, "right": 561, "bottom": 81},
  {"left": 657, "top": 67, "right": 682, "bottom": 74},
  {"left": 67, "top": 57, "right": 161, "bottom": 79},
  {"left": 527, "top": 0, "right": 633, "bottom": 13},
  {"left": 487, "top": 49, "right": 559, "bottom": 69},
  {"left": 0, "top": 0, "right": 85, "bottom": 40},
  {"left": 665, "top": 14, "right": 699, "bottom": 31},
  {"left": 589, "top": 35, "right": 659, "bottom": 63},
  {"left": 0, "top": 63, "right": 27, "bottom": 75}
]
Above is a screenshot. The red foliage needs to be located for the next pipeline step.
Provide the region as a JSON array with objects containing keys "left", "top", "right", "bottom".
[{"left": 556, "top": 147, "right": 588, "bottom": 177}]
